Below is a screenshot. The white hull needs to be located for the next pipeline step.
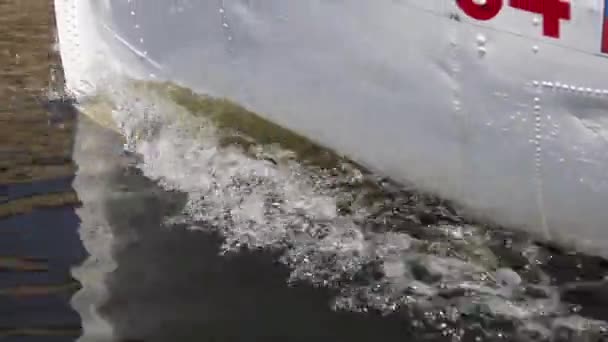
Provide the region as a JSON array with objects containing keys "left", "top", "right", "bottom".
[{"left": 54, "top": 0, "right": 608, "bottom": 257}]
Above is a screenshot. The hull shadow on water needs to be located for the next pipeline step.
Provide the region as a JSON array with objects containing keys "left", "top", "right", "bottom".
[
  {"left": 73, "top": 114, "right": 410, "bottom": 341},
  {"left": 71, "top": 103, "right": 608, "bottom": 342}
]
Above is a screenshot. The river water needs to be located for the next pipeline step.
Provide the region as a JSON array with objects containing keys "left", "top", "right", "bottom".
[{"left": 2, "top": 1, "right": 608, "bottom": 341}]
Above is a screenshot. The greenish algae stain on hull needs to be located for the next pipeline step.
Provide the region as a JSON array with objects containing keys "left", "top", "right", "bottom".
[
  {"left": 79, "top": 79, "right": 502, "bottom": 271},
  {"left": 83, "top": 80, "right": 392, "bottom": 202}
]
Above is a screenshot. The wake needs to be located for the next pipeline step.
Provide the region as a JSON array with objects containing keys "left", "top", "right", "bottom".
[{"left": 76, "top": 78, "right": 608, "bottom": 341}]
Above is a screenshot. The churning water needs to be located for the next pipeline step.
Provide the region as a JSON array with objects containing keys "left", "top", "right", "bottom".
[
  {"left": 53, "top": 0, "right": 608, "bottom": 341},
  {"left": 65, "top": 75, "right": 607, "bottom": 341}
]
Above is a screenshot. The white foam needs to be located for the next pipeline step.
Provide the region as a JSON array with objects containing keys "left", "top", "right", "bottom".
[{"left": 91, "top": 79, "right": 608, "bottom": 339}]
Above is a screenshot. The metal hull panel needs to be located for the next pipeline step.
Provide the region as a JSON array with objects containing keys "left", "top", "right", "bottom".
[{"left": 55, "top": 0, "right": 608, "bottom": 256}]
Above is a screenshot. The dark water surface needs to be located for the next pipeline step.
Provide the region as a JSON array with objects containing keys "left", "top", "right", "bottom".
[
  {"left": 99, "top": 153, "right": 409, "bottom": 341},
  {"left": 72, "top": 98, "right": 414, "bottom": 341}
]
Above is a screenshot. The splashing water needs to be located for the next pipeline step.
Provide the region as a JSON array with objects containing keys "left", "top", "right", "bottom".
[
  {"left": 53, "top": 0, "right": 608, "bottom": 338},
  {"left": 73, "top": 75, "right": 608, "bottom": 341}
]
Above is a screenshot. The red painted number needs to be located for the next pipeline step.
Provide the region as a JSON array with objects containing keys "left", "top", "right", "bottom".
[
  {"left": 509, "top": 0, "right": 570, "bottom": 38},
  {"left": 457, "top": 0, "right": 571, "bottom": 39},
  {"left": 457, "top": 0, "right": 503, "bottom": 20}
]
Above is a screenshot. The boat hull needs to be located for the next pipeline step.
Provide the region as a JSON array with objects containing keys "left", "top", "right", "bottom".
[{"left": 54, "top": 0, "right": 608, "bottom": 257}]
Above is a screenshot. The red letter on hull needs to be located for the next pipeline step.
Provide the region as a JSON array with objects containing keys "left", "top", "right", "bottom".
[
  {"left": 509, "top": 0, "right": 571, "bottom": 38},
  {"left": 457, "top": 0, "right": 503, "bottom": 21}
]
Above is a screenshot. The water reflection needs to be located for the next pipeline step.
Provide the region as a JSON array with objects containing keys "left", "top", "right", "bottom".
[{"left": 0, "top": 0, "right": 84, "bottom": 339}]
